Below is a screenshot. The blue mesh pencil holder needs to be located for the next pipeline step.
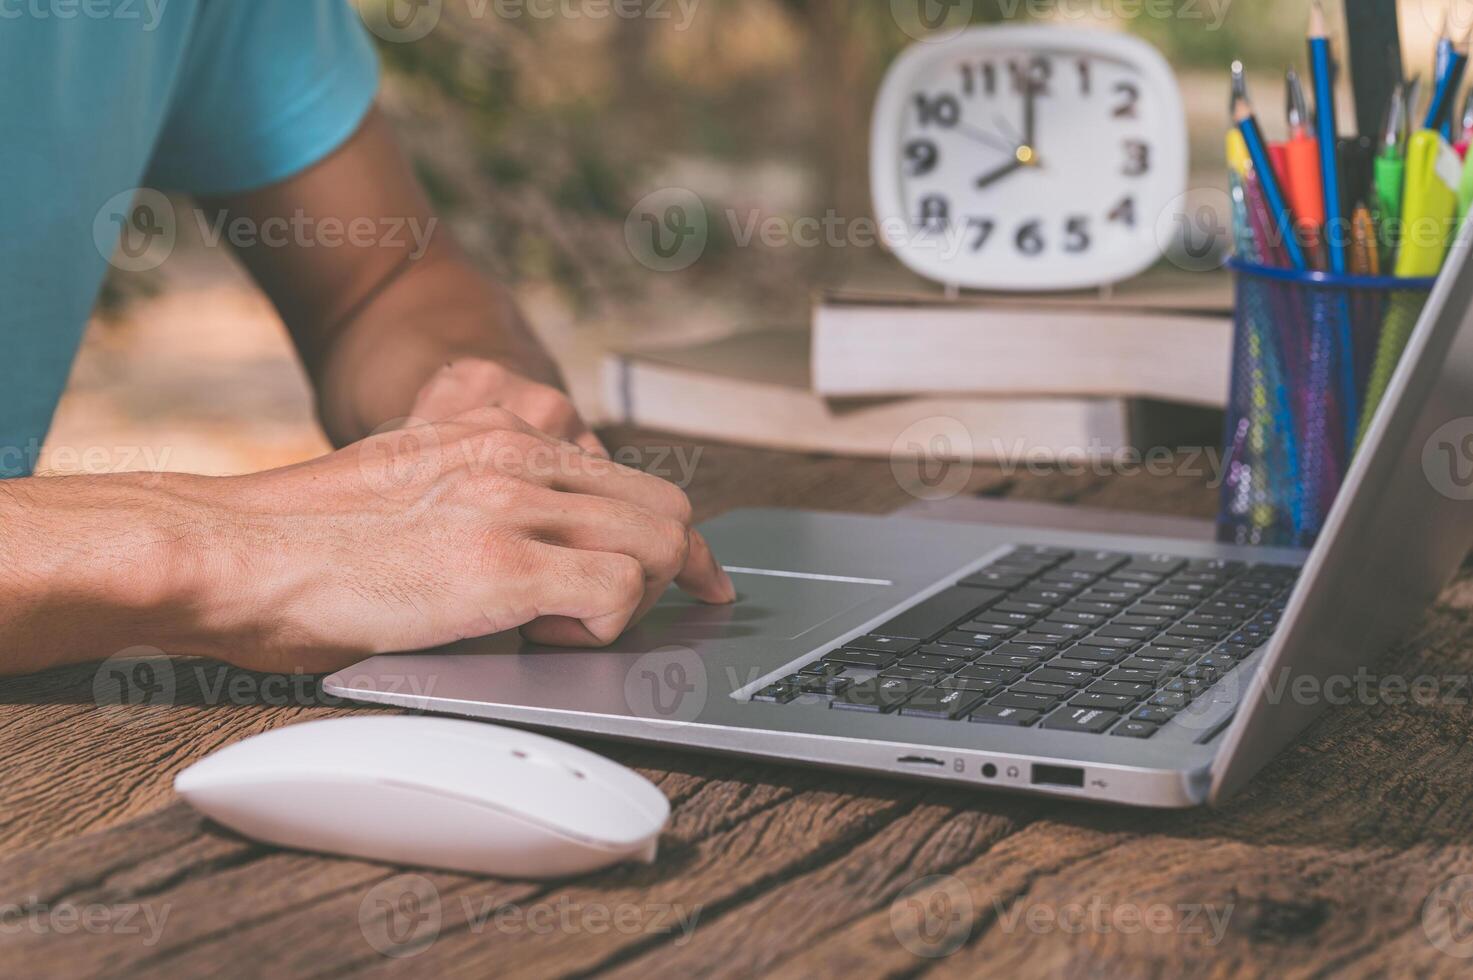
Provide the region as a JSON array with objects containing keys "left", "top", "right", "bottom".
[{"left": 1219, "top": 260, "right": 1436, "bottom": 548}]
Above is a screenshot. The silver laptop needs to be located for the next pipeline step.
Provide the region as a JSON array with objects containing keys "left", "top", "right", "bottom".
[{"left": 325, "top": 231, "right": 1473, "bottom": 808}]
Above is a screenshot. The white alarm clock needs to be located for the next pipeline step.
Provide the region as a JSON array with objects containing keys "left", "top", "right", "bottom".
[{"left": 871, "top": 25, "right": 1188, "bottom": 292}]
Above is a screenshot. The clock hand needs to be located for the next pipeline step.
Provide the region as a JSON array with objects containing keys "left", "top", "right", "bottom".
[
  {"left": 975, "top": 158, "right": 1024, "bottom": 190},
  {"left": 1023, "top": 79, "right": 1038, "bottom": 148},
  {"left": 956, "top": 122, "right": 1015, "bottom": 154}
]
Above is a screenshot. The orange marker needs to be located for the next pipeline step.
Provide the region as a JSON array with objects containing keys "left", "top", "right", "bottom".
[{"left": 1284, "top": 67, "right": 1326, "bottom": 267}]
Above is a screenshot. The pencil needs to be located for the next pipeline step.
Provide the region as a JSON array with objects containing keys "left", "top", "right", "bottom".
[
  {"left": 1308, "top": 0, "right": 1346, "bottom": 275},
  {"left": 1233, "top": 62, "right": 1308, "bottom": 270}
]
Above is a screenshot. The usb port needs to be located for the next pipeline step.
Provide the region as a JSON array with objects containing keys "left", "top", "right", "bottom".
[{"left": 1031, "top": 764, "right": 1085, "bottom": 788}]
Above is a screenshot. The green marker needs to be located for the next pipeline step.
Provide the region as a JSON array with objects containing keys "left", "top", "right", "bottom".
[{"left": 1373, "top": 80, "right": 1407, "bottom": 260}]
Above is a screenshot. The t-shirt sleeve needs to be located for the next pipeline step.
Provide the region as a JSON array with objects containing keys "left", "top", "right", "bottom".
[{"left": 147, "top": 0, "right": 380, "bottom": 196}]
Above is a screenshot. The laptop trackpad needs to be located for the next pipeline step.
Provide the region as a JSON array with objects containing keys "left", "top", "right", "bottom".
[{"left": 610, "top": 568, "right": 890, "bottom": 648}]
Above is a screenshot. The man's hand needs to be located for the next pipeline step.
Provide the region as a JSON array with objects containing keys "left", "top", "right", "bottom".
[
  {"left": 216, "top": 407, "right": 733, "bottom": 673},
  {"left": 409, "top": 358, "right": 606, "bottom": 456},
  {"left": 0, "top": 409, "right": 734, "bottom": 677}
]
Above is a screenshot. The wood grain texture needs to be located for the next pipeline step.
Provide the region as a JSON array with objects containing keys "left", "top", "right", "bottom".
[{"left": 2, "top": 428, "right": 1470, "bottom": 978}]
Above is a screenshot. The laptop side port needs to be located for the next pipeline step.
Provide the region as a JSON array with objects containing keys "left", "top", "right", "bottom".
[
  {"left": 1031, "top": 764, "right": 1085, "bottom": 788},
  {"left": 896, "top": 755, "right": 946, "bottom": 767}
]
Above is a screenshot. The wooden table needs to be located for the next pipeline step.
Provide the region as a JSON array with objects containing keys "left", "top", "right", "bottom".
[{"left": 5, "top": 428, "right": 1473, "bottom": 977}]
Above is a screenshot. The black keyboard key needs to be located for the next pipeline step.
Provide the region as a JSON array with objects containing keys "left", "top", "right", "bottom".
[
  {"left": 1112, "top": 614, "right": 1171, "bottom": 628},
  {"left": 969, "top": 705, "right": 1040, "bottom": 727},
  {"left": 996, "top": 600, "right": 1054, "bottom": 616},
  {"left": 1063, "top": 646, "right": 1129, "bottom": 664},
  {"left": 1072, "top": 636, "right": 1140, "bottom": 650},
  {"left": 1112, "top": 720, "right": 1160, "bottom": 739},
  {"left": 845, "top": 635, "right": 919, "bottom": 655},
  {"left": 1048, "top": 569, "right": 1104, "bottom": 584},
  {"left": 1059, "top": 551, "right": 1130, "bottom": 574},
  {"left": 957, "top": 664, "right": 1023, "bottom": 683},
  {"left": 1012, "top": 681, "right": 1074, "bottom": 699},
  {"left": 1106, "top": 668, "right": 1166, "bottom": 685},
  {"left": 753, "top": 676, "right": 803, "bottom": 703},
  {"left": 1031, "top": 668, "right": 1095, "bottom": 687},
  {"left": 939, "top": 630, "right": 1013, "bottom": 648},
  {"left": 1168, "top": 624, "right": 1228, "bottom": 641},
  {"left": 1132, "top": 602, "right": 1191, "bottom": 617},
  {"left": 831, "top": 677, "right": 926, "bottom": 713},
  {"left": 1013, "top": 632, "right": 1078, "bottom": 645},
  {"left": 1182, "top": 614, "right": 1239, "bottom": 628},
  {"left": 1070, "top": 692, "right": 1137, "bottom": 711},
  {"left": 1135, "top": 645, "right": 1200, "bottom": 662},
  {"left": 1151, "top": 635, "right": 1213, "bottom": 649},
  {"left": 875, "top": 587, "right": 1002, "bottom": 642},
  {"left": 960, "top": 571, "right": 1030, "bottom": 589},
  {"left": 971, "top": 611, "right": 1037, "bottom": 629},
  {"left": 1165, "top": 678, "right": 1211, "bottom": 697},
  {"left": 825, "top": 649, "right": 898, "bottom": 670},
  {"left": 1031, "top": 578, "right": 1087, "bottom": 595},
  {"left": 1047, "top": 610, "right": 1109, "bottom": 627},
  {"left": 948, "top": 676, "right": 1005, "bottom": 695},
  {"left": 1196, "top": 653, "right": 1236, "bottom": 671},
  {"left": 974, "top": 654, "right": 1039, "bottom": 670},
  {"left": 1111, "top": 570, "right": 1168, "bottom": 584},
  {"left": 1066, "top": 600, "right": 1124, "bottom": 616},
  {"left": 882, "top": 666, "right": 947, "bottom": 683},
  {"left": 800, "top": 661, "right": 845, "bottom": 677},
  {"left": 1046, "top": 658, "right": 1113, "bottom": 674},
  {"left": 1094, "top": 624, "right": 1159, "bottom": 641},
  {"left": 901, "top": 653, "right": 968, "bottom": 672},
  {"left": 900, "top": 687, "right": 987, "bottom": 720},
  {"left": 1131, "top": 706, "right": 1178, "bottom": 724},
  {"left": 1041, "top": 706, "right": 1120, "bottom": 734},
  {"left": 1088, "top": 680, "right": 1153, "bottom": 698},
  {"left": 1013, "top": 588, "right": 1073, "bottom": 606},
  {"left": 1219, "top": 642, "right": 1259, "bottom": 659},
  {"left": 799, "top": 674, "right": 853, "bottom": 696},
  {"left": 992, "top": 692, "right": 1059, "bottom": 712},
  {"left": 993, "top": 642, "right": 1057, "bottom": 660},
  {"left": 1118, "top": 657, "right": 1183, "bottom": 675},
  {"left": 919, "top": 642, "right": 989, "bottom": 659},
  {"left": 1180, "top": 665, "right": 1220, "bottom": 683},
  {"left": 1148, "top": 691, "right": 1189, "bottom": 709},
  {"left": 1125, "top": 555, "right": 1187, "bottom": 576}
]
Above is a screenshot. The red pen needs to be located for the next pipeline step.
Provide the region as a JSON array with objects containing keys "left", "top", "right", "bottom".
[{"left": 1283, "top": 67, "right": 1326, "bottom": 268}]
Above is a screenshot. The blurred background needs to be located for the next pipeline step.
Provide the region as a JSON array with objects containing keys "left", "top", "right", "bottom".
[{"left": 51, "top": 0, "right": 1455, "bottom": 476}]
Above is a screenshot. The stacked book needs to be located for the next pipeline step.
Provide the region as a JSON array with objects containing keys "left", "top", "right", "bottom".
[{"left": 601, "top": 271, "right": 1235, "bottom": 460}]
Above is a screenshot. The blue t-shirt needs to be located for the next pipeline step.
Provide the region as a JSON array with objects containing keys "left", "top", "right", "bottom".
[{"left": 0, "top": 0, "right": 380, "bottom": 477}]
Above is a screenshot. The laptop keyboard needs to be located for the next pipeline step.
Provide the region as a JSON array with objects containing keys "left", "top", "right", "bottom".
[{"left": 750, "top": 546, "right": 1297, "bottom": 740}]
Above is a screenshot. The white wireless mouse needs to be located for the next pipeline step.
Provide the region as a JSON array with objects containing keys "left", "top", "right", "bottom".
[{"left": 173, "top": 716, "right": 670, "bottom": 879}]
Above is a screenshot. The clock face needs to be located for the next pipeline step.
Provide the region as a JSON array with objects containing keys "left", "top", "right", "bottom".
[{"left": 871, "top": 27, "right": 1188, "bottom": 291}]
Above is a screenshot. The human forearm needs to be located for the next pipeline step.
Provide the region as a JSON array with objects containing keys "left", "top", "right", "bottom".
[
  {"left": 312, "top": 239, "right": 563, "bottom": 445},
  {"left": 0, "top": 474, "right": 236, "bottom": 676}
]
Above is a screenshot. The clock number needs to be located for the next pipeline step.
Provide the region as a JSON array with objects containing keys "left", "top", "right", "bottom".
[
  {"left": 1065, "top": 216, "right": 1091, "bottom": 253},
  {"left": 1016, "top": 220, "right": 1044, "bottom": 257},
  {"left": 961, "top": 63, "right": 999, "bottom": 97},
  {"left": 919, "top": 195, "right": 950, "bottom": 231},
  {"left": 1108, "top": 196, "right": 1137, "bottom": 228},
  {"left": 915, "top": 93, "right": 961, "bottom": 128},
  {"left": 1077, "top": 59, "right": 1092, "bottom": 96},
  {"left": 966, "top": 217, "right": 996, "bottom": 252},
  {"left": 904, "top": 140, "right": 939, "bottom": 177},
  {"left": 1009, "top": 57, "right": 1052, "bottom": 95},
  {"left": 1113, "top": 81, "right": 1141, "bottom": 119},
  {"left": 1123, "top": 140, "right": 1151, "bottom": 177}
]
